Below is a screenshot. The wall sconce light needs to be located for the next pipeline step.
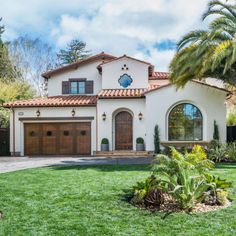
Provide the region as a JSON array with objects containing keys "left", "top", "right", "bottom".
[
  {"left": 138, "top": 112, "right": 143, "bottom": 120},
  {"left": 71, "top": 109, "right": 75, "bottom": 117},
  {"left": 102, "top": 112, "right": 106, "bottom": 121},
  {"left": 36, "top": 109, "right": 40, "bottom": 117}
]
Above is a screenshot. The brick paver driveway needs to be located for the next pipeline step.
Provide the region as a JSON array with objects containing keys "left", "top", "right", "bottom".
[{"left": 0, "top": 156, "right": 153, "bottom": 173}]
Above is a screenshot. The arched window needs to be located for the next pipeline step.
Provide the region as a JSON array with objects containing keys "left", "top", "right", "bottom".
[{"left": 168, "top": 103, "right": 203, "bottom": 141}]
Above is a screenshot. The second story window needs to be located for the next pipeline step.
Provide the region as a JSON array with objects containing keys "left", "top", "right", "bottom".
[
  {"left": 70, "top": 81, "right": 85, "bottom": 94},
  {"left": 62, "top": 79, "right": 93, "bottom": 95}
]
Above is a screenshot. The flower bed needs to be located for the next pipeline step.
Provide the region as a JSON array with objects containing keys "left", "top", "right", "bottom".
[{"left": 130, "top": 145, "right": 232, "bottom": 213}]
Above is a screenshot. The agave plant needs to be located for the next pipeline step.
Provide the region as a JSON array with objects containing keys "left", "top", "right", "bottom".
[{"left": 169, "top": 172, "right": 213, "bottom": 210}]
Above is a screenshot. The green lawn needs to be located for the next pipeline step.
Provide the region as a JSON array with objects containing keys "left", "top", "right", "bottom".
[{"left": 0, "top": 164, "right": 236, "bottom": 236}]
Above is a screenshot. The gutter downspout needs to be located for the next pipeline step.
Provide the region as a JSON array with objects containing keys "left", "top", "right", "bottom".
[
  {"left": 96, "top": 102, "right": 98, "bottom": 154},
  {"left": 12, "top": 107, "right": 15, "bottom": 156}
]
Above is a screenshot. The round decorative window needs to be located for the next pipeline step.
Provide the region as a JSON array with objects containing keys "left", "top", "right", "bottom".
[{"left": 118, "top": 74, "right": 133, "bottom": 88}]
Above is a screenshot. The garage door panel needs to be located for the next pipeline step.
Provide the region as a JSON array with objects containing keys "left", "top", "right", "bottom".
[
  {"left": 24, "top": 124, "right": 40, "bottom": 155},
  {"left": 75, "top": 123, "right": 91, "bottom": 155},
  {"left": 59, "top": 123, "right": 74, "bottom": 155},
  {"left": 42, "top": 124, "right": 57, "bottom": 155}
]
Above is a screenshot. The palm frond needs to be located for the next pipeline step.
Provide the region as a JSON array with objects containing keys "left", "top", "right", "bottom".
[{"left": 203, "top": 0, "right": 236, "bottom": 20}]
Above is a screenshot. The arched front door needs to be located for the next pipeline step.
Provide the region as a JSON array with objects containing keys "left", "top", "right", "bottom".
[{"left": 115, "top": 111, "right": 133, "bottom": 150}]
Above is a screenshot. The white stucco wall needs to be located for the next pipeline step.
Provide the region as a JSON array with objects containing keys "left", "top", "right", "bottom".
[
  {"left": 149, "top": 79, "right": 169, "bottom": 86},
  {"left": 47, "top": 61, "right": 102, "bottom": 96},
  {"left": 10, "top": 82, "right": 227, "bottom": 155},
  {"left": 97, "top": 98, "right": 146, "bottom": 151},
  {"left": 10, "top": 106, "right": 96, "bottom": 156},
  {"left": 145, "top": 82, "right": 227, "bottom": 151},
  {"left": 101, "top": 57, "right": 149, "bottom": 89}
]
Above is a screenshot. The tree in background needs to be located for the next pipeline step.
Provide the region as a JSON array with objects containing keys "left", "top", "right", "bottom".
[
  {"left": 0, "top": 81, "right": 35, "bottom": 128},
  {"left": 57, "top": 39, "right": 90, "bottom": 65},
  {"left": 0, "top": 18, "right": 4, "bottom": 41},
  {"left": 227, "top": 111, "right": 236, "bottom": 126},
  {"left": 0, "top": 18, "right": 17, "bottom": 81},
  {"left": 154, "top": 125, "right": 161, "bottom": 154},
  {"left": 170, "top": 1, "right": 236, "bottom": 88},
  {"left": 8, "top": 36, "right": 57, "bottom": 95},
  {"left": 0, "top": 19, "right": 35, "bottom": 128}
]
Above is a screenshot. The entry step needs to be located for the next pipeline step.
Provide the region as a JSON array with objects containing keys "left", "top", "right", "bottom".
[{"left": 94, "top": 151, "right": 154, "bottom": 157}]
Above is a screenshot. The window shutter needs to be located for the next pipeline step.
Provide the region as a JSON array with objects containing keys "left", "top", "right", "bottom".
[
  {"left": 62, "top": 81, "right": 70, "bottom": 94},
  {"left": 85, "top": 81, "right": 94, "bottom": 94}
]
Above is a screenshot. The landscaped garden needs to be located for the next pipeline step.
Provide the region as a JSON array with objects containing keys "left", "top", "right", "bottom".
[{"left": 0, "top": 160, "right": 236, "bottom": 236}]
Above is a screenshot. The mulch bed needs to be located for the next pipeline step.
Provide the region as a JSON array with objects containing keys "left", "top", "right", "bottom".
[{"left": 133, "top": 193, "right": 231, "bottom": 213}]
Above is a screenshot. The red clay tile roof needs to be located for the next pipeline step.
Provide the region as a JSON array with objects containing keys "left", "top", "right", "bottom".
[
  {"left": 42, "top": 52, "right": 116, "bottom": 79},
  {"left": 3, "top": 95, "right": 98, "bottom": 108},
  {"left": 98, "top": 85, "right": 162, "bottom": 98},
  {"left": 149, "top": 72, "right": 169, "bottom": 80},
  {"left": 145, "top": 80, "right": 229, "bottom": 94},
  {"left": 98, "top": 88, "right": 146, "bottom": 98}
]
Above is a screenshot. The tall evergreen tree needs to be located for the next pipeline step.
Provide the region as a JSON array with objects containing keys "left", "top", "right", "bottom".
[
  {"left": 57, "top": 39, "right": 90, "bottom": 65},
  {"left": 154, "top": 125, "right": 161, "bottom": 154}
]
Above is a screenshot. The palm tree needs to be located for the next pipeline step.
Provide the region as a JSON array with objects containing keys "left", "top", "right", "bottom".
[{"left": 169, "top": 0, "right": 236, "bottom": 88}]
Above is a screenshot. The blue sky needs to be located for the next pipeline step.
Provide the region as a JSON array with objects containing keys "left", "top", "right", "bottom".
[{"left": 0, "top": 0, "right": 216, "bottom": 71}]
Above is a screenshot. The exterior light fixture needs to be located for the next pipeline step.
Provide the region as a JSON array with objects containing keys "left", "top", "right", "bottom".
[
  {"left": 71, "top": 109, "right": 75, "bottom": 117},
  {"left": 138, "top": 112, "right": 143, "bottom": 120},
  {"left": 36, "top": 109, "right": 40, "bottom": 117},
  {"left": 102, "top": 112, "right": 106, "bottom": 121}
]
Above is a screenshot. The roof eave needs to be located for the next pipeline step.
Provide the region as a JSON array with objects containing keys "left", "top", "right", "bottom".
[{"left": 42, "top": 52, "right": 116, "bottom": 79}]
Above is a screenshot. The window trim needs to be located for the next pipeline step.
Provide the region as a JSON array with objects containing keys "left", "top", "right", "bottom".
[{"left": 167, "top": 102, "right": 203, "bottom": 141}]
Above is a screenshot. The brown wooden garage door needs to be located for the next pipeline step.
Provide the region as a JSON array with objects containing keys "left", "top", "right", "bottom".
[{"left": 24, "top": 122, "right": 91, "bottom": 155}]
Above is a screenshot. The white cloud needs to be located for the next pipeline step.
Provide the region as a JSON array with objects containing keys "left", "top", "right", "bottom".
[{"left": 1, "top": 0, "right": 230, "bottom": 71}]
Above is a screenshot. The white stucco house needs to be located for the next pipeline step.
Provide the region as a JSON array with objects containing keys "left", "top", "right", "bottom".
[{"left": 4, "top": 52, "right": 228, "bottom": 156}]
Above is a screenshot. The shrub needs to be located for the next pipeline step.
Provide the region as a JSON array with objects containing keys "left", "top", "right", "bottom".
[
  {"left": 101, "top": 138, "right": 109, "bottom": 144},
  {"left": 216, "top": 190, "right": 229, "bottom": 205},
  {"left": 207, "top": 142, "right": 236, "bottom": 163},
  {"left": 170, "top": 174, "right": 211, "bottom": 210},
  {"left": 202, "top": 191, "right": 218, "bottom": 205},
  {"left": 227, "top": 142, "right": 236, "bottom": 161},
  {"left": 131, "top": 175, "right": 165, "bottom": 207},
  {"left": 207, "top": 144, "right": 228, "bottom": 162},
  {"left": 154, "top": 125, "right": 161, "bottom": 154},
  {"left": 209, "top": 139, "right": 220, "bottom": 149},
  {"left": 227, "top": 112, "right": 236, "bottom": 126},
  {"left": 131, "top": 145, "right": 232, "bottom": 212},
  {"left": 213, "top": 120, "right": 219, "bottom": 141},
  {"left": 136, "top": 137, "right": 144, "bottom": 144},
  {"left": 205, "top": 175, "right": 232, "bottom": 190},
  {"left": 153, "top": 148, "right": 214, "bottom": 211},
  {"left": 144, "top": 188, "right": 165, "bottom": 207},
  {"left": 203, "top": 175, "right": 232, "bottom": 205}
]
